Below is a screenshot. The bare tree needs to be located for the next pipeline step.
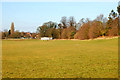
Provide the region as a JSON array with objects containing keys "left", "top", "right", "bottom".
[
  {"left": 96, "top": 14, "right": 104, "bottom": 22},
  {"left": 60, "top": 16, "right": 67, "bottom": 28},
  {"left": 68, "top": 16, "right": 76, "bottom": 27}
]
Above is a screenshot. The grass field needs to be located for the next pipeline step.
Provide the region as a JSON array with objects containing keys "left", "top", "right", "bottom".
[{"left": 2, "top": 38, "right": 118, "bottom": 78}]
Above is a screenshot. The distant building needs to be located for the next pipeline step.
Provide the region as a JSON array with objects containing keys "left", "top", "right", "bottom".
[
  {"left": 41, "top": 37, "right": 53, "bottom": 40},
  {"left": 24, "top": 32, "right": 32, "bottom": 39}
]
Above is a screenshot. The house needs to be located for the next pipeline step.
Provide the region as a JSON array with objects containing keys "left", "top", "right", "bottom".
[
  {"left": 41, "top": 37, "right": 53, "bottom": 40},
  {"left": 24, "top": 32, "right": 32, "bottom": 39}
]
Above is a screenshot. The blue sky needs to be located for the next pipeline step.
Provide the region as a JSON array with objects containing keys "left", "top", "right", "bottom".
[{"left": 2, "top": 2, "right": 118, "bottom": 32}]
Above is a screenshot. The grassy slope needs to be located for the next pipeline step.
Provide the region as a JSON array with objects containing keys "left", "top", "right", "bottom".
[{"left": 2, "top": 38, "right": 118, "bottom": 78}]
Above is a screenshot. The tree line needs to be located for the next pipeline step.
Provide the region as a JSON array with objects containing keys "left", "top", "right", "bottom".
[
  {"left": 1, "top": 9, "right": 120, "bottom": 39},
  {"left": 37, "top": 10, "right": 119, "bottom": 40},
  {"left": 1, "top": 22, "right": 39, "bottom": 39}
]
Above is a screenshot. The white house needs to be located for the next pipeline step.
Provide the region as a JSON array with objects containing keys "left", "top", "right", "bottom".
[{"left": 41, "top": 37, "right": 53, "bottom": 40}]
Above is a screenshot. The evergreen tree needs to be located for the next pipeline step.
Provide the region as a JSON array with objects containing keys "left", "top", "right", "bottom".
[{"left": 11, "top": 22, "right": 14, "bottom": 35}]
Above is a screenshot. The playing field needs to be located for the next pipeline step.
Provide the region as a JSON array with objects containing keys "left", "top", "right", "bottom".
[{"left": 2, "top": 38, "right": 118, "bottom": 78}]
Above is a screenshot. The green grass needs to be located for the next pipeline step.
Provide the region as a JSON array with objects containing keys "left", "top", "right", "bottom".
[{"left": 2, "top": 38, "right": 118, "bottom": 78}]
